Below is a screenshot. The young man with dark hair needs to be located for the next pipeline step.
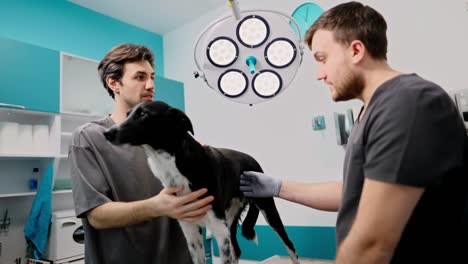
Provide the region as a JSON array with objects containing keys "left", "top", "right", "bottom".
[
  {"left": 70, "top": 43, "right": 213, "bottom": 263},
  {"left": 240, "top": 2, "right": 467, "bottom": 263}
]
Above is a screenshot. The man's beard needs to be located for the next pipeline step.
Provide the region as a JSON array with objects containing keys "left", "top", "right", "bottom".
[{"left": 333, "top": 70, "right": 365, "bottom": 102}]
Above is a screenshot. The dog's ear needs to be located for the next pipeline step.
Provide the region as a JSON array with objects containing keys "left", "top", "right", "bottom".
[{"left": 168, "top": 108, "right": 194, "bottom": 136}]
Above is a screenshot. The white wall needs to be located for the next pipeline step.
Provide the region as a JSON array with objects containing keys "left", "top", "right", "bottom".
[{"left": 163, "top": 0, "right": 468, "bottom": 227}]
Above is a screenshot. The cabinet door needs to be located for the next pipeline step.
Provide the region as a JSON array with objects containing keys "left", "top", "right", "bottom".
[
  {"left": 0, "top": 37, "right": 59, "bottom": 113},
  {"left": 155, "top": 76, "right": 185, "bottom": 112},
  {"left": 61, "top": 54, "right": 113, "bottom": 116}
]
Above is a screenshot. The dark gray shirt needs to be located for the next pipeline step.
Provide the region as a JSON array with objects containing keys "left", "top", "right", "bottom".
[
  {"left": 69, "top": 116, "right": 192, "bottom": 264},
  {"left": 338, "top": 74, "right": 467, "bottom": 262}
]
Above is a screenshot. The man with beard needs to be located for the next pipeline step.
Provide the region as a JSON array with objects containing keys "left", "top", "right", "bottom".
[{"left": 240, "top": 2, "right": 467, "bottom": 263}]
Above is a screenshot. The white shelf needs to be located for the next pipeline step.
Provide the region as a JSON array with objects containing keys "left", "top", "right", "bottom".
[
  {"left": 53, "top": 190, "right": 72, "bottom": 195},
  {"left": 0, "top": 106, "right": 58, "bottom": 117},
  {"left": 61, "top": 132, "right": 72, "bottom": 137},
  {"left": 0, "top": 189, "right": 72, "bottom": 198},
  {"left": 57, "top": 154, "right": 68, "bottom": 159},
  {"left": 0, "top": 153, "right": 58, "bottom": 159},
  {"left": 60, "top": 111, "right": 99, "bottom": 133},
  {"left": 60, "top": 111, "right": 101, "bottom": 119}
]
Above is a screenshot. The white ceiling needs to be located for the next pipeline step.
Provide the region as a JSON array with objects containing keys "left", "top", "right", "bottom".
[{"left": 68, "top": 0, "right": 225, "bottom": 35}]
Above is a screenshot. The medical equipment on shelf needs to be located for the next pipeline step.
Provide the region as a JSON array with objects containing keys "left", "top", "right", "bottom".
[{"left": 193, "top": 0, "right": 304, "bottom": 105}]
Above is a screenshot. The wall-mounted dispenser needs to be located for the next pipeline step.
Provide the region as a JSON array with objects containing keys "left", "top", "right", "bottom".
[
  {"left": 312, "top": 115, "right": 326, "bottom": 130},
  {"left": 334, "top": 109, "right": 355, "bottom": 145}
]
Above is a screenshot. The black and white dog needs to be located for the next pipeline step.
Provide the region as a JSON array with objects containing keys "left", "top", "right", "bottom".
[{"left": 104, "top": 101, "right": 299, "bottom": 264}]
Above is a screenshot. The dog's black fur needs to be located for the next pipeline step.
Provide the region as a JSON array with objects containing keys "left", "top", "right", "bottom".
[{"left": 104, "top": 101, "right": 299, "bottom": 264}]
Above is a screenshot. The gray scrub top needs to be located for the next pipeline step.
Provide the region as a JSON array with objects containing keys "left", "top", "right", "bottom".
[
  {"left": 338, "top": 74, "right": 467, "bottom": 263},
  {"left": 69, "top": 116, "right": 192, "bottom": 264}
]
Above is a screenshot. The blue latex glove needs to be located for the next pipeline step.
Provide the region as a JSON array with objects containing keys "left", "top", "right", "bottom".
[{"left": 240, "top": 171, "right": 282, "bottom": 197}]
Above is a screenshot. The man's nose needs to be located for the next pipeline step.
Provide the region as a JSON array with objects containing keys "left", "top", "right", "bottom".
[
  {"left": 316, "top": 68, "right": 326, "bottom": 81},
  {"left": 146, "top": 78, "right": 154, "bottom": 90}
]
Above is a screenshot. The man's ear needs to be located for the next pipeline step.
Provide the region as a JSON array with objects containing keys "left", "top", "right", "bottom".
[
  {"left": 349, "top": 40, "right": 365, "bottom": 64},
  {"left": 107, "top": 77, "right": 120, "bottom": 94}
]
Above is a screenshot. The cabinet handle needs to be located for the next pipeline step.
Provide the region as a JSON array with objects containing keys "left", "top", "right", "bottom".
[
  {"left": 0, "top": 103, "right": 25, "bottom": 109},
  {"left": 58, "top": 219, "right": 77, "bottom": 227}
]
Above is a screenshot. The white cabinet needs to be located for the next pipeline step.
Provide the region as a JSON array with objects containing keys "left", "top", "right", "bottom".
[
  {"left": 0, "top": 53, "right": 110, "bottom": 198},
  {"left": 53, "top": 113, "right": 97, "bottom": 189},
  {"left": 0, "top": 51, "right": 186, "bottom": 197},
  {"left": 52, "top": 53, "right": 111, "bottom": 195},
  {"left": 0, "top": 107, "right": 60, "bottom": 197},
  {"left": 60, "top": 52, "right": 113, "bottom": 117},
  {"left": 0, "top": 108, "right": 60, "bottom": 156},
  {"left": 0, "top": 107, "right": 88, "bottom": 197}
]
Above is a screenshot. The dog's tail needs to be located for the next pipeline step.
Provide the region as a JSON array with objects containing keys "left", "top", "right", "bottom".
[{"left": 241, "top": 202, "right": 259, "bottom": 244}]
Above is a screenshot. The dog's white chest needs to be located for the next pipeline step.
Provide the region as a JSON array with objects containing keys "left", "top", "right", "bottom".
[{"left": 142, "top": 145, "right": 191, "bottom": 195}]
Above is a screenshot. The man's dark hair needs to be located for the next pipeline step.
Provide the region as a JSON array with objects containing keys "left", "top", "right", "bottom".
[
  {"left": 98, "top": 44, "right": 154, "bottom": 99},
  {"left": 304, "top": 1, "right": 388, "bottom": 60}
]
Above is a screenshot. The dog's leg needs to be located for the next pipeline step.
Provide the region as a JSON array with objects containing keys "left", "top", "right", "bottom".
[
  {"left": 257, "top": 199, "right": 300, "bottom": 264},
  {"left": 241, "top": 203, "right": 259, "bottom": 244},
  {"left": 229, "top": 217, "right": 241, "bottom": 259},
  {"left": 208, "top": 219, "right": 237, "bottom": 264},
  {"left": 226, "top": 198, "right": 247, "bottom": 259},
  {"left": 178, "top": 222, "right": 206, "bottom": 264}
]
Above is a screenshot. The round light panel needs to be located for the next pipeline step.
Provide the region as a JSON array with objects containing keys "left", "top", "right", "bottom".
[
  {"left": 198, "top": 11, "right": 303, "bottom": 104},
  {"left": 218, "top": 69, "right": 248, "bottom": 98},
  {"left": 207, "top": 37, "right": 239, "bottom": 67},
  {"left": 237, "top": 15, "right": 270, "bottom": 48},
  {"left": 265, "top": 38, "right": 297, "bottom": 68},
  {"left": 252, "top": 70, "right": 282, "bottom": 98}
]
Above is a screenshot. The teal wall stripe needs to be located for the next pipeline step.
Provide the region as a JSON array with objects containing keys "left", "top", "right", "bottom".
[
  {"left": 155, "top": 76, "right": 185, "bottom": 112},
  {"left": 212, "top": 225, "right": 336, "bottom": 261},
  {"left": 0, "top": 0, "right": 165, "bottom": 76}
]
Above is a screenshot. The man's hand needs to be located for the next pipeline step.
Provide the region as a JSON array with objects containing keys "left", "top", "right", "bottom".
[
  {"left": 151, "top": 187, "right": 214, "bottom": 222},
  {"left": 240, "top": 171, "right": 282, "bottom": 197}
]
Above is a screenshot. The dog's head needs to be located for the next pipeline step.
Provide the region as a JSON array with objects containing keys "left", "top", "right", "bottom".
[{"left": 104, "top": 101, "right": 193, "bottom": 151}]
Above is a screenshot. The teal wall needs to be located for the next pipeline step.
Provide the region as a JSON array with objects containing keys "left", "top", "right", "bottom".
[
  {"left": 0, "top": 0, "right": 165, "bottom": 76},
  {"left": 0, "top": 0, "right": 187, "bottom": 112},
  {"left": 213, "top": 225, "right": 336, "bottom": 261},
  {"left": 0, "top": 37, "right": 60, "bottom": 112},
  {"left": 156, "top": 77, "right": 185, "bottom": 112}
]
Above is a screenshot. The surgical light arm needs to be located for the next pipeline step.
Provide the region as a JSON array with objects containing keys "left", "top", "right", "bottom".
[{"left": 227, "top": 0, "right": 241, "bottom": 20}]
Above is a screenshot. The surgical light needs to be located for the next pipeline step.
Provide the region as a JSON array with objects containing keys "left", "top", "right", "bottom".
[
  {"left": 265, "top": 38, "right": 297, "bottom": 68},
  {"left": 237, "top": 15, "right": 270, "bottom": 48},
  {"left": 194, "top": 0, "right": 304, "bottom": 105},
  {"left": 218, "top": 69, "right": 248, "bottom": 97},
  {"left": 252, "top": 70, "right": 282, "bottom": 98},
  {"left": 207, "top": 37, "right": 238, "bottom": 67}
]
